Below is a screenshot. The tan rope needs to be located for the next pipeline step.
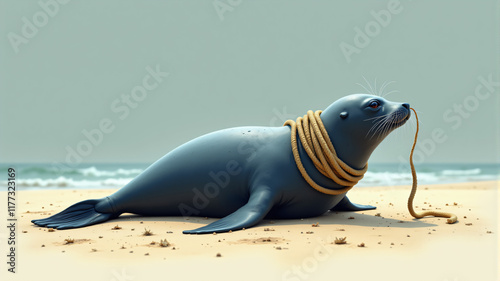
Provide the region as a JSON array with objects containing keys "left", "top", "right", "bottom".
[
  {"left": 408, "top": 108, "right": 457, "bottom": 224},
  {"left": 284, "top": 110, "right": 367, "bottom": 195}
]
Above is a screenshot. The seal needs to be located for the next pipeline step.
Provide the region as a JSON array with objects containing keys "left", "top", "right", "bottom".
[{"left": 32, "top": 94, "right": 411, "bottom": 234}]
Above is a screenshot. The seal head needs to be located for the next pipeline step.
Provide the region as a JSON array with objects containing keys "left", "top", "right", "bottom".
[{"left": 319, "top": 94, "right": 410, "bottom": 170}]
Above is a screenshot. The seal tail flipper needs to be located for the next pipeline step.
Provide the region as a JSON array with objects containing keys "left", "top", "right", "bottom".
[
  {"left": 31, "top": 198, "right": 119, "bottom": 230},
  {"left": 330, "top": 196, "right": 376, "bottom": 212},
  {"left": 183, "top": 188, "right": 275, "bottom": 234}
]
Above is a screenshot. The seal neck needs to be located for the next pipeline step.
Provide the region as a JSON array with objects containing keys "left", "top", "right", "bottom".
[{"left": 319, "top": 109, "right": 378, "bottom": 170}]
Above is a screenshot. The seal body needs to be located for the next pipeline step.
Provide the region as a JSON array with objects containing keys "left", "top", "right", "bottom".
[{"left": 32, "top": 94, "right": 411, "bottom": 234}]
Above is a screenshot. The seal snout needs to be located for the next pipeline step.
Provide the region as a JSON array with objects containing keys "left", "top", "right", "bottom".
[{"left": 402, "top": 103, "right": 411, "bottom": 121}]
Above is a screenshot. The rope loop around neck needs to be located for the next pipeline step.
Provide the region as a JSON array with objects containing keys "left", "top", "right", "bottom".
[{"left": 284, "top": 110, "right": 367, "bottom": 195}]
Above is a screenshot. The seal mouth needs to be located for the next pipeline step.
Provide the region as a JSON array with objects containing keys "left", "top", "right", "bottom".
[
  {"left": 366, "top": 107, "right": 410, "bottom": 139},
  {"left": 393, "top": 109, "right": 410, "bottom": 126},
  {"left": 394, "top": 103, "right": 411, "bottom": 126}
]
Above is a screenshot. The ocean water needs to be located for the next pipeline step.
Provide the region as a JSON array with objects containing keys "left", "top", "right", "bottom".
[{"left": 1, "top": 163, "right": 498, "bottom": 190}]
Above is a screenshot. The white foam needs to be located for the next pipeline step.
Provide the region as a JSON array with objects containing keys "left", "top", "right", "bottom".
[
  {"left": 78, "top": 166, "right": 143, "bottom": 177},
  {"left": 441, "top": 168, "right": 481, "bottom": 176}
]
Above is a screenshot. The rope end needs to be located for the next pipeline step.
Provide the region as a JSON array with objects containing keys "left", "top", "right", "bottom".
[{"left": 446, "top": 217, "right": 458, "bottom": 224}]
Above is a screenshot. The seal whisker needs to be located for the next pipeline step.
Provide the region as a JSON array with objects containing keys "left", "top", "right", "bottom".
[
  {"left": 379, "top": 115, "right": 394, "bottom": 140},
  {"left": 370, "top": 115, "right": 390, "bottom": 139},
  {"left": 364, "top": 113, "right": 392, "bottom": 122},
  {"left": 367, "top": 114, "right": 392, "bottom": 140},
  {"left": 378, "top": 81, "right": 395, "bottom": 96},
  {"left": 362, "top": 76, "right": 377, "bottom": 96},
  {"left": 381, "top": 112, "right": 399, "bottom": 140},
  {"left": 356, "top": 82, "right": 373, "bottom": 96},
  {"left": 366, "top": 115, "right": 388, "bottom": 137},
  {"left": 382, "top": 90, "right": 400, "bottom": 98}
]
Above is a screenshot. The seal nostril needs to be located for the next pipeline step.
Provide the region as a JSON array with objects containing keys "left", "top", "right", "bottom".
[{"left": 402, "top": 103, "right": 410, "bottom": 110}]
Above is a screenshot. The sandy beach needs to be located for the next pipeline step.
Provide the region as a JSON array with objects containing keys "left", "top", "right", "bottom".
[{"left": 1, "top": 181, "right": 498, "bottom": 281}]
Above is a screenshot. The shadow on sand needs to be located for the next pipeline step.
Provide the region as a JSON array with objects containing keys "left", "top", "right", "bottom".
[{"left": 107, "top": 209, "right": 437, "bottom": 233}]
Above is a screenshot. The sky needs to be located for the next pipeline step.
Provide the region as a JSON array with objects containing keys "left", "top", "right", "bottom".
[{"left": 0, "top": 0, "right": 499, "bottom": 165}]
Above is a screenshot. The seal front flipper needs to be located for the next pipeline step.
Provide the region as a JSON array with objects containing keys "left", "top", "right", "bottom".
[
  {"left": 330, "top": 196, "right": 376, "bottom": 212},
  {"left": 31, "top": 197, "right": 119, "bottom": 230},
  {"left": 183, "top": 188, "right": 276, "bottom": 234}
]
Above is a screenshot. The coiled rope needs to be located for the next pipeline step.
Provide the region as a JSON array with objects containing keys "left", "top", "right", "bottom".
[
  {"left": 283, "top": 110, "right": 367, "bottom": 195},
  {"left": 284, "top": 108, "right": 457, "bottom": 224}
]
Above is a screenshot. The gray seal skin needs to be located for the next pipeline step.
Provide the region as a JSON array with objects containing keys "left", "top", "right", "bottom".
[{"left": 32, "top": 94, "right": 411, "bottom": 234}]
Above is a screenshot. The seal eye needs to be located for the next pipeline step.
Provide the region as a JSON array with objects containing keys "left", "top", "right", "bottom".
[{"left": 369, "top": 101, "right": 380, "bottom": 109}]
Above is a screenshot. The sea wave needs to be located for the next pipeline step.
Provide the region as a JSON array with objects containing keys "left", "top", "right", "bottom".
[
  {"left": 12, "top": 165, "right": 143, "bottom": 178},
  {"left": 358, "top": 169, "right": 497, "bottom": 186},
  {"left": 441, "top": 168, "right": 481, "bottom": 176},
  {"left": 359, "top": 171, "right": 438, "bottom": 186},
  {"left": 78, "top": 166, "right": 143, "bottom": 177},
  {"left": 5, "top": 177, "right": 133, "bottom": 188},
  {"left": 3, "top": 163, "right": 497, "bottom": 189}
]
